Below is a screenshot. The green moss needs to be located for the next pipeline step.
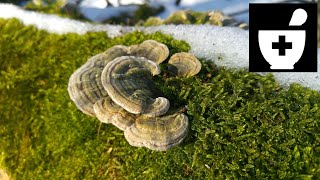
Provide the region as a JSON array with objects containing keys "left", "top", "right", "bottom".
[
  {"left": 0, "top": 18, "right": 319, "bottom": 179},
  {"left": 144, "top": 17, "right": 164, "bottom": 26}
]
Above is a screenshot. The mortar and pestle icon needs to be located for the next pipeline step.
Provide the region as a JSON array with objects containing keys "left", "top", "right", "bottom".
[{"left": 258, "top": 8, "right": 307, "bottom": 69}]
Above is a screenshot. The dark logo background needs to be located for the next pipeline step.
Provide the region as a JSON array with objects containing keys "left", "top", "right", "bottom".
[{"left": 249, "top": 3, "right": 317, "bottom": 72}]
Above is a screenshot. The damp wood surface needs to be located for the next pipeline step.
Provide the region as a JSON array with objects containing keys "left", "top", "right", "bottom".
[{"left": 0, "top": 18, "right": 320, "bottom": 179}]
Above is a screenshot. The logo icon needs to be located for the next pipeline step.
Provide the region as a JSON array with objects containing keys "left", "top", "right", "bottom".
[
  {"left": 258, "top": 8, "right": 307, "bottom": 70},
  {"left": 249, "top": 4, "right": 317, "bottom": 72}
]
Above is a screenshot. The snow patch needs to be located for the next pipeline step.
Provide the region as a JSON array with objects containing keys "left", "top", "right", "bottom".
[
  {"left": 80, "top": 0, "right": 107, "bottom": 9},
  {"left": 109, "top": 0, "right": 146, "bottom": 7},
  {"left": 0, "top": 3, "right": 129, "bottom": 37},
  {"left": 80, "top": 5, "right": 139, "bottom": 22}
]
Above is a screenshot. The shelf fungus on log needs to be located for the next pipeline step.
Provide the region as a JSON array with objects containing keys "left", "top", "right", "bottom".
[
  {"left": 101, "top": 56, "right": 170, "bottom": 117},
  {"left": 124, "top": 113, "right": 189, "bottom": 151},
  {"left": 168, "top": 52, "right": 202, "bottom": 77},
  {"left": 68, "top": 46, "right": 129, "bottom": 116},
  {"left": 93, "top": 97, "right": 136, "bottom": 131},
  {"left": 129, "top": 40, "right": 169, "bottom": 64}
]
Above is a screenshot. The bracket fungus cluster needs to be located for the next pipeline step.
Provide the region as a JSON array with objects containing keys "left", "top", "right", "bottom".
[{"left": 68, "top": 40, "right": 202, "bottom": 151}]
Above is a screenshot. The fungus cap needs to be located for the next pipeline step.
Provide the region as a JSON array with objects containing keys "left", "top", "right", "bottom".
[
  {"left": 93, "top": 97, "right": 135, "bottom": 130},
  {"left": 168, "top": 52, "right": 201, "bottom": 77},
  {"left": 129, "top": 40, "right": 169, "bottom": 64},
  {"left": 68, "top": 54, "right": 109, "bottom": 116},
  {"left": 124, "top": 113, "right": 189, "bottom": 151},
  {"left": 68, "top": 46, "right": 129, "bottom": 116},
  {"left": 101, "top": 56, "right": 169, "bottom": 116}
]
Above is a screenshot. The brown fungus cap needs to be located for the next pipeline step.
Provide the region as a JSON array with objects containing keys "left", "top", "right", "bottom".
[
  {"left": 101, "top": 45, "right": 129, "bottom": 62},
  {"left": 101, "top": 56, "right": 170, "bottom": 117},
  {"left": 68, "top": 54, "right": 110, "bottom": 116},
  {"left": 93, "top": 97, "right": 135, "bottom": 131},
  {"left": 168, "top": 52, "right": 202, "bottom": 77},
  {"left": 129, "top": 40, "right": 169, "bottom": 64},
  {"left": 124, "top": 113, "right": 189, "bottom": 151},
  {"left": 67, "top": 46, "right": 129, "bottom": 116}
]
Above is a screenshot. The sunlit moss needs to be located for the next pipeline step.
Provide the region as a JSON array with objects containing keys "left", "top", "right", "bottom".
[{"left": 0, "top": 18, "right": 319, "bottom": 179}]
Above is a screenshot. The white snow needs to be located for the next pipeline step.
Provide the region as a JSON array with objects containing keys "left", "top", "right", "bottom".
[
  {"left": 0, "top": 4, "right": 129, "bottom": 37},
  {"left": 80, "top": 5, "right": 139, "bottom": 22},
  {"left": 0, "top": 3, "right": 319, "bottom": 91},
  {"left": 78, "top": 0, "right": 150, "bottom": 22},
  {"left": 109, "top": 0, "right": 146, "bottom": 7},
  {"left": 80, "top": 0, "right": 107, "bottom": 9},
  {"left": 180, "top": 0, "right": 247, "bottom": 12}
]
